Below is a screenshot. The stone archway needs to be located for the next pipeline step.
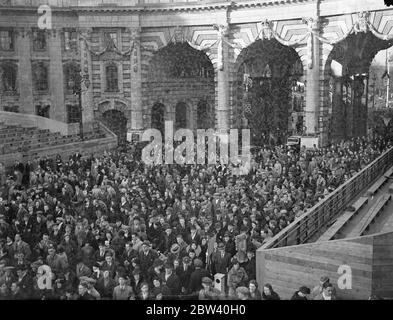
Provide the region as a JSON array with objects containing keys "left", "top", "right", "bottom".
[
  {"left": 325, "top": 32, "right": 393, "bottom": 142},
  {"left": 102, "top": 109, "right": 127, "bottom": 146},
  {"left": 235, "top": 39, "right": 303, "bottom": 145},
  {"left": 151, "top": 102, "right": 166, "bottom": 134},
  {"left": 143, "top": 42, "right": 215, "bottom": 130}
]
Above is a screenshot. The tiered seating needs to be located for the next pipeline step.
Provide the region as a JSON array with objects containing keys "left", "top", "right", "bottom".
[
  {"left": 318, "top": 196, "right": 368, "bottom": 242},
  {"left": 0, "top": 124, "right": 105, "bottom": 154},
  {"left": 348, "top": 194, "right": 391, "bottom": 237},
  {"left": 367, "top": 176, "right": 388, "bottom": 196}
]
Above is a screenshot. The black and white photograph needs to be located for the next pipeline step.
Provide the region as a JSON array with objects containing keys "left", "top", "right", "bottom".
[{"left": 0, "top": 0, "right": 393, "bottom": 312}]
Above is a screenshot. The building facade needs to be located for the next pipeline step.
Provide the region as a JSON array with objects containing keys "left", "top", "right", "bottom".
[{"left": 1, "top": 0, "right": 393, "bottom": 145}]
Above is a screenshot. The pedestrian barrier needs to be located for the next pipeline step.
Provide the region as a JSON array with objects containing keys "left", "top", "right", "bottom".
[
  {"left": 317, "top": 196, "right": 368, "bottom": 242},
  {"left": 261, "top": 147, "right": 393, "bottom": 249}
]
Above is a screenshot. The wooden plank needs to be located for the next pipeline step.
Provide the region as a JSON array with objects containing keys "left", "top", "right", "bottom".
[
  {"left": 348, "top": 195, "right": 391, "bottom": 237},
  {"left": 367, "top": 176, "right": 387, "bottom": 196},
  {"left": 318, "top": 210, "right": 358, "bottom": 242},
  {"left": 384, "top": 166, "right": 393, "bottom": 178}
]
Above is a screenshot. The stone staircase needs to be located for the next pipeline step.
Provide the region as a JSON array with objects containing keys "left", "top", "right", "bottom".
[{"left": 0, "top": 123, "right": 105, "bottom": 155}]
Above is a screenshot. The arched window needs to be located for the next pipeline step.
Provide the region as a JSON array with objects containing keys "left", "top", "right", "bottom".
[
  {"left": 151, "top": 103, "right": 165, "bottom": 133},
  {"left": 175, "top": 102, "right": 187, "bottom": 129},
  {"left": 106, "top": 63, "right": 118, "bottom": 92},
  {"left": 1, "top": 64, "right": 17, "bottom": 92},
  {"left": 33, "top": 62, "right": 48, "bottom": 91},
  {"left": 197, "top": 100, "right": 213, "bottom": 129}
]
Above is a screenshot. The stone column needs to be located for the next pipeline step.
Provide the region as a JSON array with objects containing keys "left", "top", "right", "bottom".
[
  {"left": 127, "top": 27, "right": 143, "bottom": 141},
  {"left": 79, "top": 28, "right": 94, "bottom": 132},
  {"left": 16, "top": 28, "right": 34, "bottom": 114},
  {"left": 304, "top": 18, "right": 320, "bottom": 135},
  {"left": 216, "top": 24, "right": 230, "bottom": 131},
  {"left": 48, "top": 29, "right": 65, "bottom": 122}
]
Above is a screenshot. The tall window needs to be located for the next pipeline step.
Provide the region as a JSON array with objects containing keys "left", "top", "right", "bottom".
[
  {"left": 33, "top": 29, "right": 47, "bottom": 51},
  {"left": 67, "top": 105, "right": 81, "bottom": 123},
  {"left": 106, "top": 64, "right": 118, "bottom": 92},
  {"left": 1, "top": 64, "right": 17, "bottom": 92},
  {"left": 64, "top": 63, "right": 80, "bottom": 92},
  {"left": 0, "top": 29, "right": 14, "bottom": 51},
  {"left": 64, "top": 29, "right": 78, "bottom": 51},
  {"left": 33, "top": 63, "right": 48, "bottom": 91},
  {"left": 175, "top": 102, "right": 187, "bottom": 129}
]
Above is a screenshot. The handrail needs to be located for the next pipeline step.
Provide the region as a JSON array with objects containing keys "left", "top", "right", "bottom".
[{"left": 261, "top": 146, "right": 393, "bottom": 250}]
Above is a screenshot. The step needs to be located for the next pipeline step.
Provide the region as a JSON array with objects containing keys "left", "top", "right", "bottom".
[
  {"left": 349, "top": 194, "right": 391, "bottom": 237},
  {"left": 318, "top": 196, "right": 369, "bottom": 242},
  {"left": 389, "top": 182, "right": 393, "bottom": 194},
  {"left": 384, "top": 166, "right": 393, "bottom": 179},
  {"left": 367, "top": 176, "right": 388, "bottom": 196}
]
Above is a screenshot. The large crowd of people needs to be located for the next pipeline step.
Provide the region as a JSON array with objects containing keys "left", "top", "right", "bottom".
[{"left": 0, "top": 134, "right": 391, "bottom": 300}]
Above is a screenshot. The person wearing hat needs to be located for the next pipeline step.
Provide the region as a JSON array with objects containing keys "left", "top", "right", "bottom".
[
  {"left": 310, "top": 275, "right": 336, "bottom": 299},
  {"left": 96, "top": 270, "right": 116, "bottom": 300},
  {"left": 227, "top": 257, "right": 248, "bottom": 298},
  {"left": 291, "top": 286, "right": 311, "bottom": 300},
  {"left": 176, "top": 256, "right": 194, "bottom": 296},
  {"left": 188, "top": 258, "right": 211, "bottom": 298},
  {"left": 163, "top": 262, "right": 181, "bottom": 298},
  {"left": 163, "top": 224, "right": 176, "bottom": 254},
  {"left": 210, "top": 242, "right": 231, "bottom": 275},
  {"left": 198, "top": 277, "right": 222, "bottom": 300},
  {"left": 15, "top": 264, "right": 33, "bottom": 300},
  {"left": 113, "top": 274, "right": 135, "bottom": 300},
  {"left": 76, "top": 281, "right": 95, "bottom": 300},
  {"left": 314, "top": 282, "right": 338, "bottom": 300},
  {"left": 139, "top": 240, "right": 158, "bottom": 278}
]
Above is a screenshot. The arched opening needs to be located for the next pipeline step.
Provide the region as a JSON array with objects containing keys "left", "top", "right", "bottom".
[
  {"left": 325, "top": 32, "right": 393, "bottom": 142},
  {"left": 143, "top": 42, "right": 215, "bottom": 130},
  {"left": 151, "top": 102, "right": 166, "bottom": 134},
  {"left": 197, "top": 99, "right": 214, "bottom": 129},
  {"left": 102, "top": 109, "right": 127, "bottom": 146},
  {"left": 175, "top": 101, "right": 188, "bottom": 129},
  {"left": 235, "top": 39, "right": 303, "bottom": 146}
]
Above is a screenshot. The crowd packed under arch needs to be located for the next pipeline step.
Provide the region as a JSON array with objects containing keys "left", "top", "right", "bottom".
[{"left": 0, "top": 134, "right": 390, "bottom": 300}]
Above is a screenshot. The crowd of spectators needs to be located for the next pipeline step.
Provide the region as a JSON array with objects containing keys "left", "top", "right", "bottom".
[{"left": 0, "top": 134, "right": 391, "bottom": 300}]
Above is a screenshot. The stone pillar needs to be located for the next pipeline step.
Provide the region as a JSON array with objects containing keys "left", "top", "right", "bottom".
[
  {"left": 353, "top": 75, "right": 367, "bottom": 138},
  {"left": 304, "top": 18, "right": 320, "bottom": 135},
  {"left": 216, "top": 25, "right": 230, "bottom": 131},
  {"left": 128, "top": 27, "right": 143, "bottom": 141},
  {"left": 79, "top": 28, "right": 94, "bottom": 133},
  {"left": 16, "top": 28, "right": 34, "bottom": 114},
  {"left": 48, "top": 29, "right": 65, "bottom": 122}
]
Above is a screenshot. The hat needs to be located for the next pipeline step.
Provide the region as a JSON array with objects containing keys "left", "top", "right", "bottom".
[
  {"left": 142, "top": 240, "right": 151, "bottom": 247},
  {"left": 193, "top": 259, "right": 203, "bottom": 268},
  {"left": 201, "top": 277, "right": 212, "bottom": 284},
  {"left": 182, "top": 256, "right": 191, "bottom": 264},
  {"left": 320, "top": 276, "right": 329, "bottom": 284},
  {"left": 170, "top": 244, "right": 180, "bottom": 254},
  {"left": 4, "top": 266, "right": 15, "bottom": 271},
  {"left": 217, "top": 242, "right": 225, "bottom": 250},
  {"left": 299, "top": 286, "right": 311, "bottom": 295}
]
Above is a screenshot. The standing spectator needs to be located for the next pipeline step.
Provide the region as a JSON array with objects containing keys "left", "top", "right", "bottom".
[
  {"left": 198, "top": 277, "right": 222, "bottom": 300},
  {"left": 112, "top": 275, "right": 134, "bottom": 300},
  {"left": 314, "top": 282, "right": 337, "bottom": 300},
  {"left": 262, "top": 283, "right": 280, "bottom": 300}
]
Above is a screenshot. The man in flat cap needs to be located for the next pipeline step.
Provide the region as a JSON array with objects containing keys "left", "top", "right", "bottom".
[
  {"left": 139, "top": 240, "right": 158, "bottom": 278},
  {"left": 198, "top": 277, "right": 222, "bottom": 300}
]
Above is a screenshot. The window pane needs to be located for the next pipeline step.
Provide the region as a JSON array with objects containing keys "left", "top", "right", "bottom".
[{"left": 106, "top": 65, "right": 118, "bottom": 91}]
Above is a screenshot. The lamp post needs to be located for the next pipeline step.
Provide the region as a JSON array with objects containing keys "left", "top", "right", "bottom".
[{"left": 68, "top": 71, "right": 90, "bottom": 140}]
